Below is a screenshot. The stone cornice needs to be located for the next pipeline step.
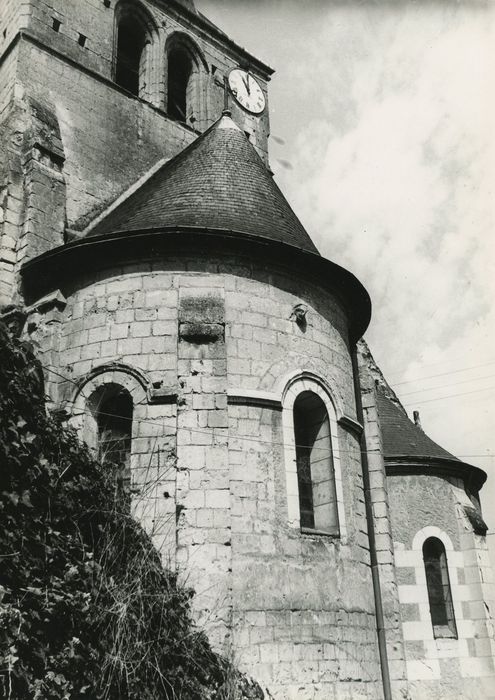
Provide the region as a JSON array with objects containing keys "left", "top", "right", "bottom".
[
  {"left": 227, "top": 390, "right": 282, "bottom": 411},
  {"left": 337, "top": 415, "right": 363, "bottom": 438}
]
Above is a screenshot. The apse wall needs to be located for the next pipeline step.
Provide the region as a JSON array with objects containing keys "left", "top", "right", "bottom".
[
  {"left": 26, "top": 255, "right": 383, "bottom": 700},
  {"left": 388, "top": 472, "right": 495, "bottom": 700}
]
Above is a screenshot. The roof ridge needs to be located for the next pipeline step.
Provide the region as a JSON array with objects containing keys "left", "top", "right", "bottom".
[{"left": 82, "top": 155, "right": 171, "bottom": 237}]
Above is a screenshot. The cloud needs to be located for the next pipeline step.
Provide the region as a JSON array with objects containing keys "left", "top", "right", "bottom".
[
  {"left": 269, "top": 0, "right": 495, "bottom": 530},
  {"left": 198, "top": 0, "right": 495, "bottom": 540},
  {"left": 274, "top": 2, "right": 494, "bottom": 378}
]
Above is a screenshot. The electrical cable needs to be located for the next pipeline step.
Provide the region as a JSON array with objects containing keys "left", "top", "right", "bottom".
[
  {"left": 41, "top": 366, "right": 493, "bottom": 458},
  {"left": 399, "top": 373, "right": 495, "bottom": 397},
  {"left": 385, "top": 354, "right": 495, "bottom": 379},
  {"left": 403, "top": 385, "right": 495, "bottom": 407},
  {"left": 393, "top": 360, "right": 495, "bottom": 386}
]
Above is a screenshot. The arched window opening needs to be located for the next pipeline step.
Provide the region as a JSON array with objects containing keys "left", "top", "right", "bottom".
[
  {"left": 293, "top": 391, "right": 339, "bottom": 534},
  {"left": 167, "top": 46, "right": 192, "bottom": 121},
  {"left": 96, "top": 386, "right": 133, "bottom": 489},
  {"left": 423, "top": 537, "right": 457, "bottom": 638},
  {"left": 115, "top": 14, "right": 149, "bottom": 97}
]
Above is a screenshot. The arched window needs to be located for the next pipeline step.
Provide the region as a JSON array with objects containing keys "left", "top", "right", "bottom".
[
  {"left": 423, "top": 537, "right": 457, "bottom": 638},
  {"left": 167, "top": 46, "right": 192, "bottom": 121},
  {"left": 115, "top": 14, "right": 148, "bottom": 96},
  {"left": 293, "top": 391, "right": 339, "bottom": 534},
  {"left": 114, "top": 2, "right": 158, "bottom": 101},
  {"left": 96, "top": 385, "right": 133, "bottom": 489},
  {"left": 165, "top": 34, "right": 206, "bottom": 127}
]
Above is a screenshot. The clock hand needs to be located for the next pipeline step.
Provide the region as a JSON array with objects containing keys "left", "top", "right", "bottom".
[{"left": 242, "top": 72, "right": 251, "bottom": 95}]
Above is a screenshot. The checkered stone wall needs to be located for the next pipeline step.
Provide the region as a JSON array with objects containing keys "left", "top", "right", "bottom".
[{"left": 389, "top": 476, "right": 495, "bottom": 699}]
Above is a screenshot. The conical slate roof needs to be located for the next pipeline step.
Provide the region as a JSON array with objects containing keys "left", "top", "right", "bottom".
[
  {"left": 87, "top": 113, "right": 319, "bottom": 255},
  {"left": 376, "top": 391, "right": 459, "bottom": 462}
]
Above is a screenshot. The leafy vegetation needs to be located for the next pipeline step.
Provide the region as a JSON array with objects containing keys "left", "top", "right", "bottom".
[{"left": 0, "top": 321, "right": 262, "bottom": 699}]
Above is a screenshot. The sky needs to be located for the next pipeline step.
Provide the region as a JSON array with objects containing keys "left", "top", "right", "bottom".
[{"left": 197, "top": 0, "right": 495, "bottom": 562}]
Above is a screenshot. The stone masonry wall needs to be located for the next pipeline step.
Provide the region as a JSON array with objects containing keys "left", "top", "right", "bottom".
[
  {"left": 16, "top": 38, "right": 197, "bottom": 231},
  {"left": 24, "top": 255, "right": 384, "bottom": 700},
  {"left": 0, "top": 86, "right": 67, "bottom": 305},
  {"left": 2, "top": 0, "right": 269, "bottom": 228},
  {"left": 22, "top": 0, "right": 271, "bottom": 150},
  {"left": 389, "top": 473, "right": 495, "bottom": 699},
  {"left": 0, "top": 0, "right": 30, "bottom": 62},
  {"left": 0, "top": 0, "right": 271, "bottom": 305},
  {"left": 175, "top": 286, "right": 232, "bottom": 651},
  {"left": 357, "top": 346, "right": 409, "bottom": 699}
]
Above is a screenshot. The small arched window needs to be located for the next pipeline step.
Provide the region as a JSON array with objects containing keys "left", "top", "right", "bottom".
[
  {"left": 115, "top": 11, "right": 150, "bottom": 97},
  {"left": 167, "top": 46, "right": 192, "bottom": 121},
  {"left": 293, "top": 391, "right": 339, "bottom": 534},
  {"left": 96, "top": 386, "right": 133, "bottom": 489},
  {"left": 423, "top": 537, "right": 457, "bottom": 638}
]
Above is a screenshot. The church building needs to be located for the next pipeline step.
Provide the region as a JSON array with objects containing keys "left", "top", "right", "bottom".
[{"left": 0, "top": 1, "right": 494, "bottom": 698}]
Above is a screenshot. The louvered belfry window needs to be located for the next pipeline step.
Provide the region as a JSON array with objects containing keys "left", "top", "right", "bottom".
[
  {"left": 293, "top": 391, "right": 339, "bottom": 534},
  {"left": 115, "top": 14, "right": 147, "bottom": 97},
  {"left": 167, "top": 46, "right": 192, "bottom": 122},
  {"left": 423, "top": 537, "right": 457, "bottom": 638}
]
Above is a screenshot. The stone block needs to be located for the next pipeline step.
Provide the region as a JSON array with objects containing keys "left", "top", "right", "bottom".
[
  {"left": 117, "top": 337, "right": 142, "bottom": 355},
  {"left": 109, "top": 322, "right": 129, "bottom": 339},
  {"left": 205, "top": 489, "right": 230, "bottom": 509},
  {"left": 88, "top": 325, "right": 109, "bottom": 343},
  {"left": 206, "top": 410, "right": 227, "bottom": 428},
  {"left": 130, "top": 321, "right": 151, "bottom": 337}
]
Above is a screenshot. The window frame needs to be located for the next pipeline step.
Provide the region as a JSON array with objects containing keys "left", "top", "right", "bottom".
[
  {"left": 165, "top": 32, "right": 208, "bottom": 129},
  {"left": 95, "top": 384, "right": 134, "bottom": 488},
  {"left": 67, "top": 365, "right": 147, "bottom": 484},
  {"left": 113, "top": 1, "right": 160, "bottom": 105},
  {"left": 282, "top": 376, "right": 346, "bottom": 539},
  {"left": 422, "top": 536, "right": 458, "bottom": 639}
]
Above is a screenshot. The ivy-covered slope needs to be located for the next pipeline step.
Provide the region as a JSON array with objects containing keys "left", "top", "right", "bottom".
[{"left": 0, "top": 322, "right": 262, "bottom": 700}]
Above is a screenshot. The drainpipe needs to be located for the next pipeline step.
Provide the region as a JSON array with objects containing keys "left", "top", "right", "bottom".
[{"left": 351, "top": 346, "right": 392, "bottom": 700}]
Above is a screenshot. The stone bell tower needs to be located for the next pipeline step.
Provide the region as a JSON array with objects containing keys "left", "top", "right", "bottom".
[{"left": 0, "top": 0, "right": 273, "bottom": 308}]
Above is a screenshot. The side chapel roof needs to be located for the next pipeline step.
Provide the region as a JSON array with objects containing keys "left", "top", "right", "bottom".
[
  {"left": 87, "top": 113, "right": 319, "bottom": 255},
  {"left": 376, "top": 391, "right": 458, "bottom": 462},
  {"left": 376, "top": 389, "right": 486, "bottom": 488}
]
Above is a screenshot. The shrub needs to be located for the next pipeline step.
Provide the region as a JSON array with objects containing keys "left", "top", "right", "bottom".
[{"left": 0, "top": 322, "right": 262, "bottom": 699}]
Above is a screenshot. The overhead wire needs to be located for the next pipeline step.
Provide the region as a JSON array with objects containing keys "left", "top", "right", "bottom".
[
  {"left": 63, "top": 406, "right": 493, "bottom": 461},
  {"left": 398, "top": 372, "right": 495, "bottom": 397},
  {"left": 393, "top": 359, "right": 495, "bottom": 386},
  {"left": 41, "top": 364, "right": 494, "bottom": 459},
  {"left": 382, "top": 351, "right": 495, "bottom": 379},
  {"left": 403, "top": 385, "right": 495, "bottom": 407}
]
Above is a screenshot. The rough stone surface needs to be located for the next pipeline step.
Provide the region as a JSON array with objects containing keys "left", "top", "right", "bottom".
[
  {"left": 2, "top": 2, "right": 495, "bottom": 698},
  {"left": 23, "top": 257, "right": 383, "bottom": 698}
]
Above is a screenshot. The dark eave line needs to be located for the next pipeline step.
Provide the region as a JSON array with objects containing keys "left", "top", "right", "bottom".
[{"left": 20, "top": 226, "right": 371, "bottom": 344}]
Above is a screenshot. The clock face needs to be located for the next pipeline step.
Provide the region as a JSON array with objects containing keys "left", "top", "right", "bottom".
[{"left": 228, "top": 69, "right": 266, "bottom": 115}]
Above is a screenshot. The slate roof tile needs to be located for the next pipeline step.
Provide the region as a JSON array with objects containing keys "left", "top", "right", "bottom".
[
  {"left": 376, "top": 390, "right": 458, "bottom": 462},
  {"left": 88, "top": 113, "right": 319, "bottom": 255}
]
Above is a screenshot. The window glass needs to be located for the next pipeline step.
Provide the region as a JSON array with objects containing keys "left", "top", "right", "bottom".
[
  {"left": 293, "top": 391, "right": 339, "bottom": 534},
  {"left": 423, "top": 537, "right": 457, "bottom": 638},
  {"left": 97, "top": 389, "right": 133, "bottom": 489}
]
